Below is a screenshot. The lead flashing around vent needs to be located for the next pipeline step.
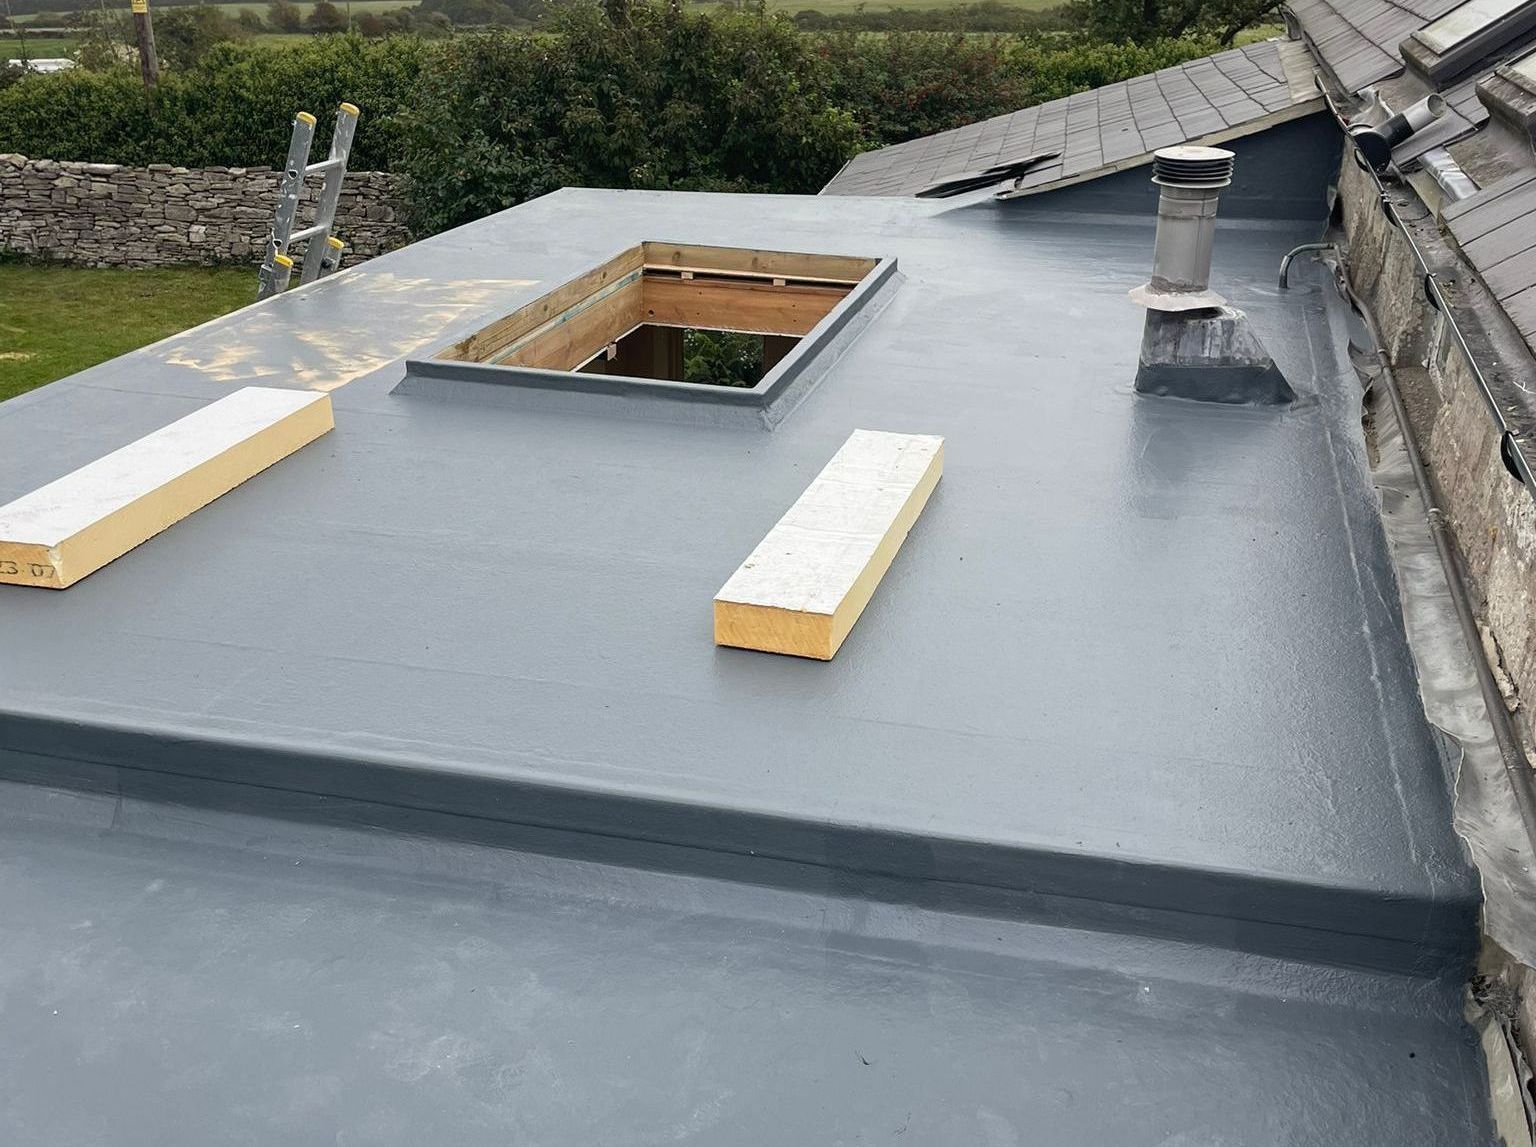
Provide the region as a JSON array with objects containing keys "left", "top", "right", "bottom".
[
  {"left": 1131, "top": 147, "right": 1294, "bottom": 405},
  {"left": 395, "top": 252, "right": 900, "bottom": 428}
]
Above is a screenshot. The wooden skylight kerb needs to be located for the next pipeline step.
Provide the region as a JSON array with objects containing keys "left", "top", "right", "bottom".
[
  {"left": 437, "top": 243, "right": 878, "bottom": 373},
  {"left": 401, "top": 242, "right": 898, "bottom": 422}
]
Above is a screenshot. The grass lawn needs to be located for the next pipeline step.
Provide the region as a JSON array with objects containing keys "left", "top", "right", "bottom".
[{"left": 0, "top": 263, "right": 256, "bottom": 401}]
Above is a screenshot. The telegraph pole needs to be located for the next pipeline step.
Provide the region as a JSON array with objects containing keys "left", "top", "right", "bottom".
[{"left": 131, "top": 0, "right": 158, "bottom": 89}]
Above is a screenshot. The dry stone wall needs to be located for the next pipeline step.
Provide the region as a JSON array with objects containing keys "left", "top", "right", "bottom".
[{"left": 0, "top": 154, "right": 410, "bottom": 267}]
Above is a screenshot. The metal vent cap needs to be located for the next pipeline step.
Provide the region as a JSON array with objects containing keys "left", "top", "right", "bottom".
[{"left": 1152, "top": 145, "right": 1235, "bottom": 189}]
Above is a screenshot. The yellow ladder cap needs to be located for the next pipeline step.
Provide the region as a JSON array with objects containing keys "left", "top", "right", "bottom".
[
  {"left": 296, "top": 111, "right": 317, "bottom": 126},
  {"left": 339, "top": 102, "right": 360, "bottom": 116},
  {"left": 326, "top": 236, "right": 345, "bottom": 250},
  {"left": 273, "top": 253, "right": 295, "bottom": 268}
]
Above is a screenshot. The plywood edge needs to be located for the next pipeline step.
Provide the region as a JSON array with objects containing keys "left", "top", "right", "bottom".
[
  {"left": 642, "top": 242, "right": 879, "bottom": 283},
  {"left": 0, "top": 393, "right": 334, "bottom": 589},
  {"left": 642, "top": 277, "right": 850, "bottom": 337},
  {"left": 440, "top": 244, "right": 645, "bottom": 363},
  {"left": 714, "top": 430, "right": 944, "bottom": 660}
]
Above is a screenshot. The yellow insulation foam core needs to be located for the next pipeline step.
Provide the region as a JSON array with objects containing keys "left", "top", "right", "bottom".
[
  {"left": 714, "top": 428, "right": 943, "bottom": 660},
  {"left": 0, "top": 387, "right": 334, "bottom": 589}
]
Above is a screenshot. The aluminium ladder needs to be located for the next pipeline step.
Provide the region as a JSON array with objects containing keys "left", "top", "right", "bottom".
[{"left": 256, "top": 102, "right": 360, "bottom": 300}]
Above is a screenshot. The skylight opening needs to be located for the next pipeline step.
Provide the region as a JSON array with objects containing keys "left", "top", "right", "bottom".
[
  {"left": 576, "top": 327, "right": 793, "bottom": 388},
  {"left": 401, "top": 242, "right": 899, "bottom": 422},
  {"left": 1405, "top": 0, "right": 1536, "bottom": 81},
  {"left": 438, "top": 242, "right": 878, "bottom": 384},
  {"left": 1417, "top": 0, "right": 1528, "bottom": 53},
  {"left": 1508, "top": 44, "right": 1536, "bottom": 82}
]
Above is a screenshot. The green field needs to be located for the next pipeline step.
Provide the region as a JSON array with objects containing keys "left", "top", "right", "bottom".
[
  {"left": 713, "top": 0, "right": 1062, "bottom": 8},
  {"left": 0, "top": 264, "right": 255, "bottom": 401},
  {"left": 1, "top": 36, "right": 76, "bottom": 55}
]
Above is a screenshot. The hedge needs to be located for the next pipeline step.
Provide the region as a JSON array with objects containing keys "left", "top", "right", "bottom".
[
  {"left": 0, "top": 35, "right": 424, "bottom": 170},
  {"left": 0, "top": 12, "right": 1219, "bottom": 235}
]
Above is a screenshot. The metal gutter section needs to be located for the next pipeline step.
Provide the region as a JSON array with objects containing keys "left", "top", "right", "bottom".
[
  {"left": 1324, "top": 87, "right": 1536, "bottom": 500},
  {"left": 1420, "top": 146, "right": 1482, "bottom": 202}
]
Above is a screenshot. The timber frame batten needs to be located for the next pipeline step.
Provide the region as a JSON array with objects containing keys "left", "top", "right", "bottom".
[{"left": 400, "top": 242, "right": 898, "bottom": 420}]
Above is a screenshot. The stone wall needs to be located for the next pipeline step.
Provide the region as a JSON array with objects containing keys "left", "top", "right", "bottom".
[
  {"left": 1338, "top": 154, "right": 1536, "bottom": 749},
  {"left": 0, "top": 154, "right": 410, "bottom": 267}
]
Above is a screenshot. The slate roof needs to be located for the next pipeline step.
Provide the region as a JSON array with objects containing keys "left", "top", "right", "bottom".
[
  {"left": 1285, "top": 0, "right": 1463, "bottom": 91},
  {"left": 821, "top": 39, "right": 1322, "bottom": 198},
  {"left": 1444, "top": 167, "right": 1536, "bottom": 345}
]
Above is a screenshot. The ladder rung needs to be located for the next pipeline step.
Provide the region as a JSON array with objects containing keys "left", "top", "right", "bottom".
[
  {"left": 305, "top": 157, "right": 346, "bottom": 176},
  {"left": 286, "top": 223, "right": 328, "bottom": 244}
]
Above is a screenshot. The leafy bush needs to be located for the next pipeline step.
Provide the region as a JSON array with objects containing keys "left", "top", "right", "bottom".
[
  {"left": 152, "top": 6, "right": 254, "bottom": 71},
  {"left": 396, "top": 5, "right": 863, "bottom": 233},
  {"left": 0, "top": 7, "right": 1225, "bottom": 237},
  {"left": 0, "top": 34, "right": 425, "bottom": 169},
  {"left": 815, "top": 31, "right": 1032, "bottom": 145},
  {"left": 684, "top": 330, "right": 762, "bottom": 387}
]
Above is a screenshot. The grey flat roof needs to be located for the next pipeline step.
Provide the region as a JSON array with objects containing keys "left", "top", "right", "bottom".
[
  {"left": 0, "top": 775, "right": 1490, "bottom": 1146},
  {"left": 0, "top": 161, "right": 1501, "bottom": 1137},
  {"left": 0, "top": 188, "right": 1477, "bottom": 971},
  {"left": 821, "top": 39, "right": 1322, "bottom": 198}
]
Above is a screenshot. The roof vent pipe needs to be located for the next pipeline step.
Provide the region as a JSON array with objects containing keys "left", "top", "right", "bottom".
[
  {"left": 1351, "top": 94, "right": 1446, "bottom": 171},
  {"left": 1129, "top": 146, "right": 1235, "bottom": 312},
  {"left": 1129, "top": 146, "right": 1295, "bottom": 406}
]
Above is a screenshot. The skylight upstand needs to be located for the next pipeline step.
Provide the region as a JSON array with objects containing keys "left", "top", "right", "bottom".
[
  {"left": 398, "top": 243, "right": 898, "bottom": 424},
  {"left": 1403, "top": 0, "right": 1536, "bottom": 82}
]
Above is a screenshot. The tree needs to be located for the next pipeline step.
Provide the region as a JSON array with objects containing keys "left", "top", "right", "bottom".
[
  {"left": 236, "top": 9, "right": 265, "bottom": 33},
  {"left": 355, "top": 10, "right": 384, "bottom": 34},
  {"left": 267, "top": 0, "right": 302, "bottom": 32},
  {"left": 1072, "top": 0, "right": 1282, "bottom": 44},
  {"left": 304, "top": 0, "right": 348, "bottom": 32},
  {"left": 145, "top": 5, "right": 249, "bottom": 70}
]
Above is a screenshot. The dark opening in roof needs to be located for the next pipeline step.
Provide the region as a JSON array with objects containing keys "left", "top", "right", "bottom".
[
  {"left": 577, "top": 327, "right": 792, "bottom": 389},
  {"left": 400, "top": 241, "right": 899, "bottom": 419}
]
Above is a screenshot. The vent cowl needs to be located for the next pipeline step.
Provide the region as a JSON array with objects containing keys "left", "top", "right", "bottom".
[
  {"left": 1152, "top": 146, "right": 1235, "bottom": 189},
  {"left": 1129, "top": 146, "right": 1294, "bottom": 407}
]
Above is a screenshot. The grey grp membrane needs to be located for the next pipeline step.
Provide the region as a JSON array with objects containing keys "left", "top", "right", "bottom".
[{"left": 0, "top": 182, "right": 1495, "bottom": 1142}]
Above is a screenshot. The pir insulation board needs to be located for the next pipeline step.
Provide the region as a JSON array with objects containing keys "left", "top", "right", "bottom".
[
  {"left": 0, "top": 387, "right": 333, "bottom": 589},
  {"left": 714, "top": 429, "right": 943, "bottom": 660}
]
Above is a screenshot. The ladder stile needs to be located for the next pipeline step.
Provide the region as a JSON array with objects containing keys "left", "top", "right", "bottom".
[
  {"left": 256, "top": 102, "right": 360, "bottom": 300},
  {"left": 299, "top": 103, "right": 361, "bottom": 287},
  {"left": 257, "top": 111, "right": 317, "bottom": 301},
  {"left": 318, "top": 235, "right": 346, "bottom": 279}
]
